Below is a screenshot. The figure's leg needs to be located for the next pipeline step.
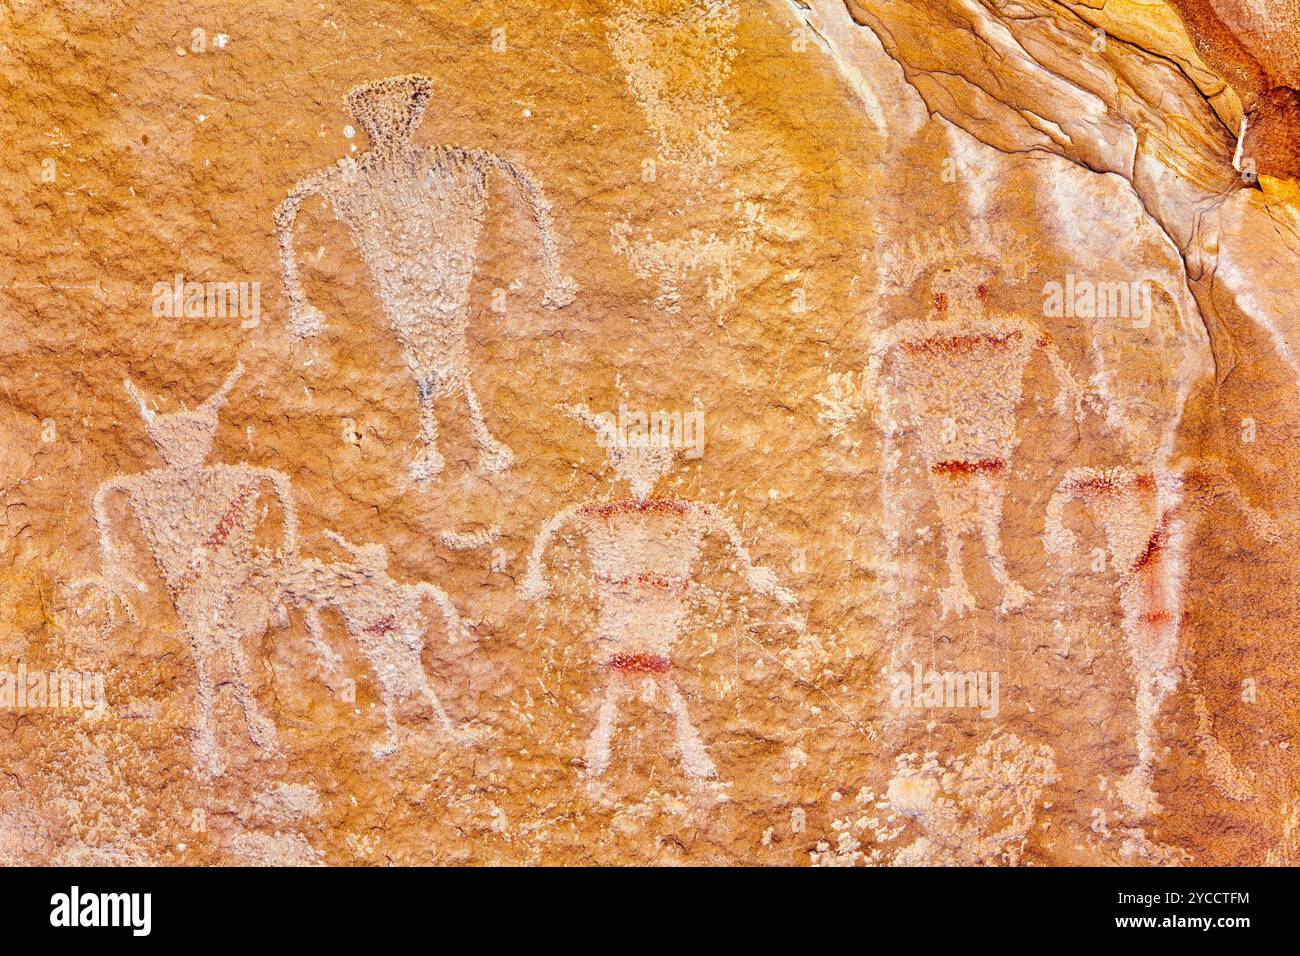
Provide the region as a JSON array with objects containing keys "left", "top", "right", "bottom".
[
  {"left": 979, "top": 481, "right": 1031, "bottom": 613},
  {"left": 227, "top": 640, "right": 279, "bottom": 754},
  {"left": 190, "top": 642, "right": 223, "bottom": 777},
  {"left": 409, "top": 377, "right": 446, "bottom": 481},
  {"left": 1117, "top": 571, "right": 1177, "bottom": 817},
  {"left": 304, "top": 608, "right": 345, "bottom": 688},
  {"left": 460, "top": 376, "right": 514, "bottom": 475},
  {"left": 585, "top": 681, "right": 624, "bottom": 779},
  {"left": 937, "top": 520, "right": 975, "bottom": 619},
  {"left": 662, "top": 680, "right": 719, "bottom": 780},
  {"left": 372, "top": 692, "right": 399, "bottom": 759},
  {"left": 417, "top": 680, "right": 460, "bottom": 738}
]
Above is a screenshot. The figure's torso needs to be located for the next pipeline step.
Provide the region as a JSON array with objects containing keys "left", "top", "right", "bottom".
[
  {"left": 323, "top": 145, "right": 488, "bottom": 333},
  {"left": 574, "top": 499, "right": 708, "bottom": 656},
  {"left": 123, "top": 465, "right": 267, "bottom": 603},
  {"left": 883, "top": 319, "right": 1039, "bottom": 464}
]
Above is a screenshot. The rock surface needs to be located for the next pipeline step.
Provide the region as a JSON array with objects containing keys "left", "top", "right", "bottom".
[{"left": 0, "top": 0, "right": 1297, "bottom": 865}]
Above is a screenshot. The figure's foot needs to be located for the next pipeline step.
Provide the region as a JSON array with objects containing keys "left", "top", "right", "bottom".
[
  {"left": 476, "top": 437, "right": 514, "bottom": 476},
  {"left": 1117, "top": 766, "right": 1162, "bottom": 818},
  {"left": 690, "top": 778, "right": 730, "bottom": 805},
  {"left": 939, "top": 583, "right": 976, "bottom": 620},
  {"left": 409, "top": 445, "right": 445, "bottom": 482},
  {"left": 680, "top": 748, "right": 719, "bottom": 781},
  {"left": 584, "top": 776, "right": 612, "bottom": 802},
  {"left": 542, "top": 276, "right": 579, "bottom": 309},
  {"left": 684, "top": 758, "right": 719, "bottom": 781},
  {"left": 998, "top": 581, "right": 1033, "bottom": 615}
]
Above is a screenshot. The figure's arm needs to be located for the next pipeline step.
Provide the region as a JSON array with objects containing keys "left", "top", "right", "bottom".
[
  {"left": 697, "top": 504, "right": 799, "bottom": 611},
  {"left": 475, "top": 151, "right": 578, "bottom": 309},
  {"left": 519, "top": 505, "right": 582, "bottom": 601},
  {"left": 68, "top": 478, "right": 145, "bottom": 623},
  {"left": 1187, "top": 459, "right": 1284, "bottom": 544},
  {"left": 301, "top": 586, "right": 344, "bottom": 679},
  {"left": 1224, "top": 485, "right": 1282, "bottom": 544},
  {"left": 274, "top": 169, "right": 335, "bottom": 336},
  {"left": 252, "top": 469, "right": 335, "bottom": 669},
  {"left": 414, "top": 583, "right": 472, "bottom": 645}
]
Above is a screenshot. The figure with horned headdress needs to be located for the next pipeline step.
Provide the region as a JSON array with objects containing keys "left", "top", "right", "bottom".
[
  {"left": 275, "top": 74, "right": 579, "bottom": 483},
  {"left": 69, "top": 363, "right": 328, "bottom": 776},
  {"left": 275, "top": 530, "right": 476, "bottom": 757},
  {"left": 519, "top": 404, "right": 803, "bottom": 788},
  {"left": 859, "top": 225, "right": 1082, "bottom": 620}
]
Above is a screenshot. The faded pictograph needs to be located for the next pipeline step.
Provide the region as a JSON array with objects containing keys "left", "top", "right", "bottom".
[
  {"left": 835, "top": 227, "right": 1081, "bottom": 621},
  {"left": 811, "top": 731, "right": 1058, "bottom": 866},
  {"left": 1044, "top": 458, "right": 1280, "bottom": 816},
  {"left": 276, "top": 74, "right": 579, "bottom": 481},
  {"left": 68, "top": 363, "right": 309, "bottom": 776},
  {"left": 519, "top": 403, "right": 801, "bottom": 788},
  {"left": 277, "top": 530, "right": 476, "bottom": 756},
  {"left": 606, "top": 0, "right": 739, "bottom": 185},
  {"left": 606, "top": 1, "right": 769, "bottom": 315},
  {"left": 611, "top": 200, "right": 766, "bottom": 314},
  {"left": 66, "top": 360, "right": 478, "bottom": 773}
]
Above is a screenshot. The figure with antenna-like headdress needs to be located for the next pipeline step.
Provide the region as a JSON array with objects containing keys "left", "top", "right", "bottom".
[
  {"left": 519, "top": 403, "right": 803, "bottom": 790},
  {"left": 68, "top": 363, "right": 334, "bottom": 776},
  {"left": 275, "top": 74, "right": 579, "bottom": 483},
  {"left": 860, "top": 224, "right": 1082, "bottom": 620}
]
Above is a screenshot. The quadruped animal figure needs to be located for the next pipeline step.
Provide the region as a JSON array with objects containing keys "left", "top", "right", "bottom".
[
  {"left": 275, "top": 531, "right": 476, "bottom": 757},
  {"left": 276, "top": 74, "right": 579, "bottom": 482}
]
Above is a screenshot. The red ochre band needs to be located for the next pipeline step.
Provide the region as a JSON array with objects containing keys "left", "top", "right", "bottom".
[
  {"left": 931, "top": 458, "right": 1006, "bottom": 478},
  {"left": 605, "top": 653, "right": 673, "bottom": 674}
]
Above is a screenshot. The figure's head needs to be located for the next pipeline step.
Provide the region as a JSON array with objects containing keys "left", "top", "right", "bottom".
[
  {"left": 878, "top": 224, "right": 1029, "bottom": 323},
  {"left": 562, "top": 403, "right": 675, "bottom": 502},
  {"left": 928, "top": 262, "right": 994, "bottom": 319},
  {"left": 124, "top": 362, "right": 243, "bottom": 469},
  {"left": 346, "top": 75, "right": 433, "bottom": 147}
]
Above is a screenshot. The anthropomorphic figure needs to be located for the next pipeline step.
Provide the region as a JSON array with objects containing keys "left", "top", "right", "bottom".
[
  {"left": 276, "top": 531, "right": 474, "bottom": 757},
  {"left": 519, "top": 404, "right": 802, "bottom": 785},
  {"left": 275, "top": 74, "right": 579, "bottom": 481},
  {"left": 1044, "top": 458, "right": 1280, "bottom": 814},
  {"left": 70, "top": 363, "right": 317, "bottom": 776},
  {"left": 866, "top": 230, "right": 1080, "bottom": 618}
]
